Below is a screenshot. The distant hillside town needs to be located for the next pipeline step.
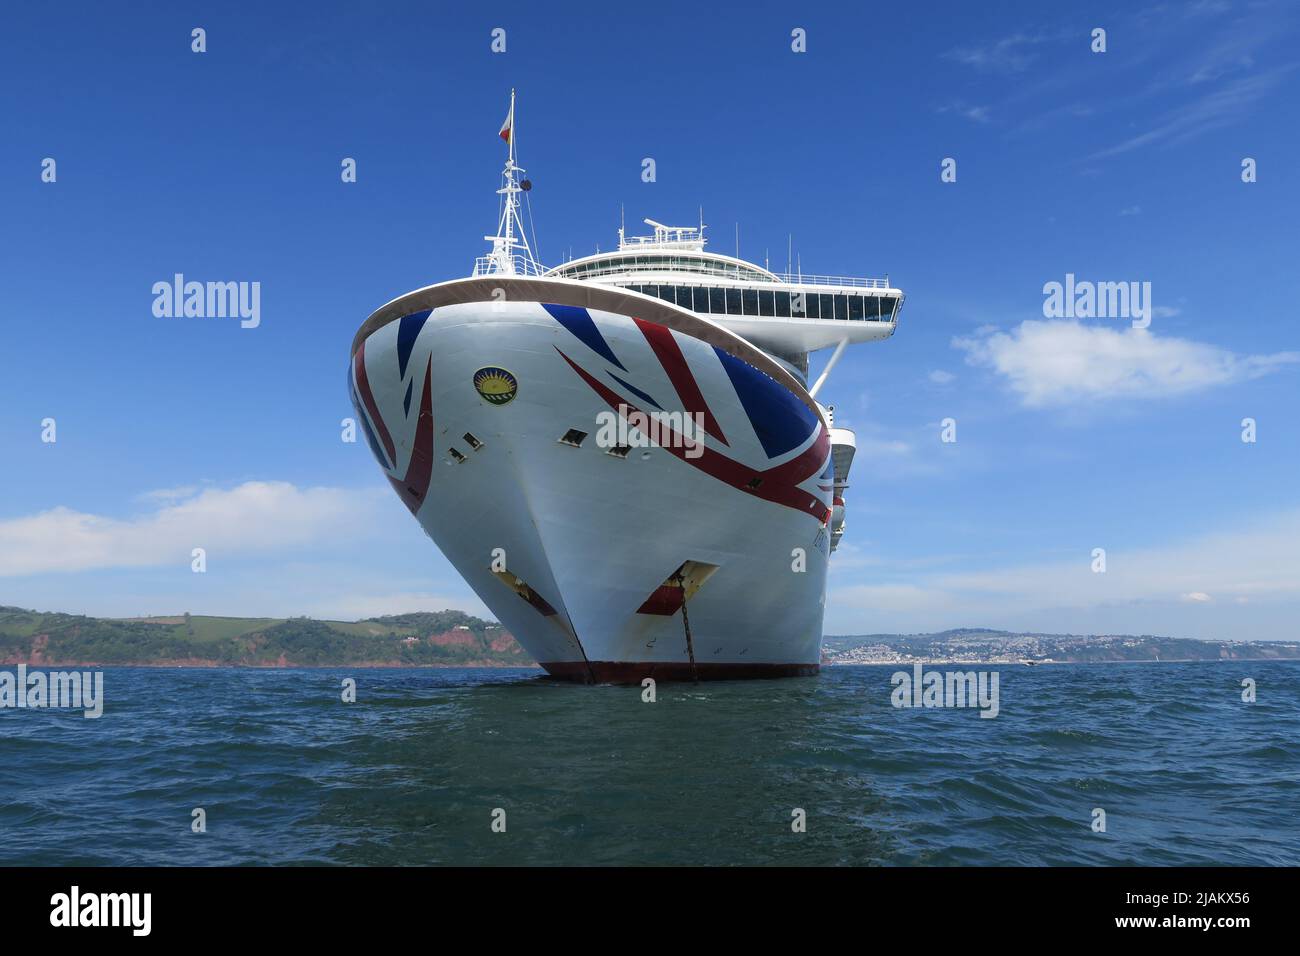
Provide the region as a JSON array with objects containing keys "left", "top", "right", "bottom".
[{"left": 822, "top": 628, "right": 1300, "bottom": 665}]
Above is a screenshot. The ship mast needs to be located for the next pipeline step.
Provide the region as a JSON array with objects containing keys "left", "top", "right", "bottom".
[{"left": 477, "top": 89, "right": 539, "bottom": 276}]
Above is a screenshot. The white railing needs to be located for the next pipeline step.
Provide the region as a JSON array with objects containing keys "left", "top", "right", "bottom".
[
  {"left": 548, "top": 258, "right": 891, "bottom": 288},
  {"left": 618, "top": 236, "right": 705, "bottom": 250},
  {"left": 471, "top": 253, "right": 891, "bottom": 290},
  {"left": 471, "top": 254, "right": 549, "bottom": 278},
  {"left": 770, "top": 272, "right": 892, "bottom": 289}
]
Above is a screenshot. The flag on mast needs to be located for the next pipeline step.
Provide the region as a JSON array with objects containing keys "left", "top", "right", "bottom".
[{"left": 498, "top": 102, "right": 513, "bottom": 144}]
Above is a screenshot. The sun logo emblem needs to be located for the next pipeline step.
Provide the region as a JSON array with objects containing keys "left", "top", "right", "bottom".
[{"left": 473, "top": 366, "right": 518, "bottom": 406}]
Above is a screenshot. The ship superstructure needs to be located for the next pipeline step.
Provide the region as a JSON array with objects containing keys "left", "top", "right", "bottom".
[{"left": 349, "top": 93, "right": 904, "bottom": 681}]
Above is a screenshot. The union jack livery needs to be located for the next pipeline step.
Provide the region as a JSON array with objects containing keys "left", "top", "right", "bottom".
[{"left": 349, "top": 91, "right": 905, "bottom": 682}]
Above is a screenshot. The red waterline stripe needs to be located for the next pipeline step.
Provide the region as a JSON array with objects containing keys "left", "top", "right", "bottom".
[{"left": 542, "top": 660, "right": 819, "bottom": 684}]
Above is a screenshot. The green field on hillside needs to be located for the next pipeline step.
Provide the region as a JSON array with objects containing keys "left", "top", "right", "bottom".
[{"left": 0, "top": 606, "right": 535, "bottom": 667}]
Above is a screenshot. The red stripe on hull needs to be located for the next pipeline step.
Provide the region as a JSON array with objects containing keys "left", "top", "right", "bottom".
[
  {"left": 540, "top": 660, "right": 819, "bottom": 684},
  {"left": 555, "top": 346, "right": 831, "bottom": 523},
  {"left": 632, "top": 316, "right": 729, "bottom": 446},
  {"left": 387, "top": 356, "right": 435, "bottom": 515},
  {"left": 353, "top": 340, "right": 397, "bottom": 465}
]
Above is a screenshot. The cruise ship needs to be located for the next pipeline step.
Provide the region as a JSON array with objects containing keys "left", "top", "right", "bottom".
[{"left": 349, "top": 94, "right": 904, "bottom": 682}]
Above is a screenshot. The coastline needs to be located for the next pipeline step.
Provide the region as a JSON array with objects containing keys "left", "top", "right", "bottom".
[
  {"left": 826, "top": 657, "right": 1300, "bottom": 666},
  {"left": 0, "top": 656, "right": 543, "bottom": 669},
  {"left": 4, "top": 656, "right": 1296, "bottom": 669}
]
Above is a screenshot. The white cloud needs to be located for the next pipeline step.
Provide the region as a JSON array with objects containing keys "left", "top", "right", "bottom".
[
  {"left": 0, "top": 482, "right": 382, "bottom": 576},
  {"left": 839, "top": 431, "right": 944, "bottom": 479},
  {"left": 952, "top": 320, "right": 1298, "bottom": 406},
  {"left": 1090, "top": 64, "right": 1297, "bottom": 158},
  {"left": 858, "top": 437, "right": 913, "bottom": 456},
  {"left": 928, "top": 369, "right": 956, "bottom": 385},
  {"left": 938, "top": 102, "right": 991, "bottom": 124},
  {"left": 832, "top": 583, "right": 952, "bottom": 614},
  {"left": 137, "top": 485, "right": 203, "bottom": 503},
  {"left": 827, "top": 508, "right": 1300, "bottom": 637},
  {"left": 946, "top": 33, "right": 1051, "bottom": 73}
]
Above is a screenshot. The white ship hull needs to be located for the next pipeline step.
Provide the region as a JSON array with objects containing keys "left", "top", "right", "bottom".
[{"left": 350, "top": 279, "right": 833, "bottom": 682}]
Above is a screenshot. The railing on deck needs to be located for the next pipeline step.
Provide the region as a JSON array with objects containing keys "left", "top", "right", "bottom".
[
  {"left": 471, "top": 255, "right": 549, "bottom": 278},
  {"left": 769, "top": 272, "right": 891, "bottom": 289}
]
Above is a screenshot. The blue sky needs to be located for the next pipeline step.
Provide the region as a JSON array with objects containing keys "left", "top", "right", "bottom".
[{"left": 2, "top": 0, "right": 1297, "bottom": 639}]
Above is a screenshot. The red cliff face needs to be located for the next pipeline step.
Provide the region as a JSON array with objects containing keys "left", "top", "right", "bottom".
[
  {"left": 424, "top": 629, "right": 526, "bottom": 655},
  {"left": 426, "top": 630, "right": 479, "bottom": 648},
  {"left": 489, "top": 633, "right": 519, "bottom": 653}
]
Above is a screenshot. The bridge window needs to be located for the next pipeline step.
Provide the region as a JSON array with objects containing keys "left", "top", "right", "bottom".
[
  {"left": 693, "top": 288, "right": 709, "bottom": 313},
  {"left": 710, "top": 287, "right": 726, "bottom": 313},
  {"left": 849, "top": 295, "right": 864, "bottom": 320},
  {"left": 775, "top": 291, "right": 791, "bottom": 317},
  {"left": 799, "top": 292, "right": 816, "bottom": 318},
  {"left": 759, "top": 290, "right": 775, "bottom": 316},
  {"left": 676, "top": 286, "right": 693, "bottom": 310},
  {"left": 742, "top": 289, "right": 758, "bottom": 315},
  {"left": 725, "top": 288, "right": 741, "bottom": 314}
]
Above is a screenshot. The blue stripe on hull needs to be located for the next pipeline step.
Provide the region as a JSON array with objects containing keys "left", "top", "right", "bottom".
[
  {"left": 713, "top": 347, "right": 819, "bottom": 459},
  {"left": 543, "top": 303, "right": 627, "bottom": 370}
]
